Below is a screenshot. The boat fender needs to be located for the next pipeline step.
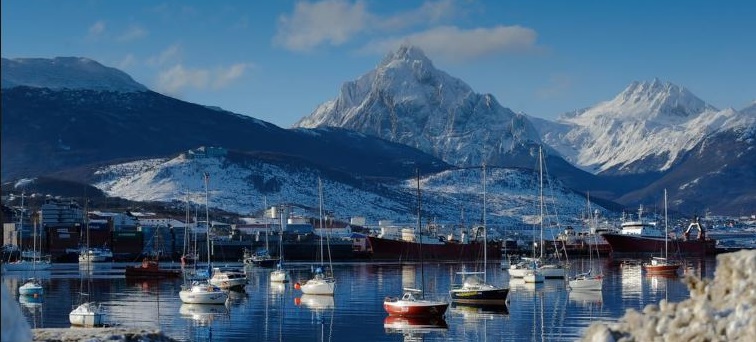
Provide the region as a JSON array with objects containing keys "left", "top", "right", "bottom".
[{"left": 294, "top": 282, "right": 301, "bottom": 290}]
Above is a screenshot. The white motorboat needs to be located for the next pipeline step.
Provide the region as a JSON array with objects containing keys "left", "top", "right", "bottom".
[
  {"left": 208, "top": 267, "right": 248, "bottom": 290},
  {"left": 179, "top": 281, "right": 228, "bottom": 304}
]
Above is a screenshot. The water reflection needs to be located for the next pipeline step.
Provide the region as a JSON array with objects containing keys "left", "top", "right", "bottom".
[
  {"left": 449, "top": 303, "right": 509, "bottom": 318},
  {"left": 1, "top": 259, "right": 716, "bottom": 341},
  {"left": 180, "top": 303, "right": 228, "bottom": 325},
  {"left": 568, "top": 290, "right": 603, "bottom": 307},
  {"left": 297, "top": 294, "right": 335, "bottom": 310},
  {"left": 384, "top": 316, "right": 448, "bottom": 341}
]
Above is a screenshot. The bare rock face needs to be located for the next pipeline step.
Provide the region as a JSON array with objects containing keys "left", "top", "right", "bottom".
[
  {"left": 1, "top": 283, "right": 33, "bottom": 342},
  {"left": 582, "top": 250, "right": 756, "bottom": 341}
]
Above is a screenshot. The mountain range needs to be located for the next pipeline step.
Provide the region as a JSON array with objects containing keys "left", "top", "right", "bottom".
[{"left": 1, "top": 48, "right": 754, "bottom": 219}]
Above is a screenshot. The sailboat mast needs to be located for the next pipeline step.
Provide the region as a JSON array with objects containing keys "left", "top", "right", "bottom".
[
  {"left": 416, "top": 169, "right": 425, "bottom": 299},
  {"left": 482, "top": 164, "right": 487, "bottom": 283},
  {"left": 539, "top": 147, "right": 544, "bottom": 259},
  {"left": 19, "top": 191, "right": 24, "bottom": 252},
  {"left": 204, "top": 172, "right": 211, "bottom": 272},
  {"left": 318, "top": 177, "right": 324, "bottom": 266},
  {"left": 184, "top": 192, "right": 189, "bottom": 257},
  {"left": 664, "top": 189, "right": 668, "bottom": 259},
  {"left": 264, "top": 196, "right": 270, "bottom": 252}
]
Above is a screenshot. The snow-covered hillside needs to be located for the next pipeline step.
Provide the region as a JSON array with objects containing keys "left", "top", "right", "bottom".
[
  {"left": 92, "top": 149, "right": 602, "bottom": 238},
  {"left": 1, "top": 57, "right": 148, "bottom": 92}
]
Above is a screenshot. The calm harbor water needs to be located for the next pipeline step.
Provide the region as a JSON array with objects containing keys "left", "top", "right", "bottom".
[{"left": 3, "top": 257, "right": 714, "bottom": 341}]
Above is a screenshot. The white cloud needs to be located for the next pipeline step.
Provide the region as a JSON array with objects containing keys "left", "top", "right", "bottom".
[
  {"left": 88, "top": 20, "right": 106, "bottom": 38},
  {"left": 156, "top": 63, "right": 251, "bottom": 94},
  {"left": 148, "top": 44, "right": 183, "bottom": 66},
  {"left": 118, "top": 25, "right": 148, "bottom": 42},
  {"left": 274, "top": 0, "right": 372, "bottom": 51},
  {"left": 537, "top": 73, "right": 573, "bottom": 100},
  {"left": 377, "top": 0, "right": 457, "bottom": 31},
  {"left": 363, "top": 25, "right": 539, "bottom": 62},
  {"left": 117, "top": 54, "right": 137, "bottom": 70},
  {"left": 156, "top": 64, "right": 210, "bottom": 95},
  {"left": 212, "top": 63, "right": 250, "bottom": 89}
]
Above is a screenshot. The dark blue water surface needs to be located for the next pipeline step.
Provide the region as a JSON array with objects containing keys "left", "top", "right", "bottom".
[{"left": 4, "top": 257, "right": 714, "bottom": 341}]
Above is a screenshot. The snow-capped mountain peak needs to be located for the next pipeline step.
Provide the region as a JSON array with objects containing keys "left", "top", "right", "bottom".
[
  {"left": 540, "top": 79, "right": 751, "bottom": 175},
  {"left": 616, "top": 78, "right": 714, "bottom": 119},
  {"left": 1, "top": 57, "right": 148, "bottom": 92},
  {"left": 379, "top": 44, "right": 434, "bottom": 69},
  {"left": 570, "top": 79, "right": 717, "bottom": 125},
  {"left": 294, "top": 45, "right": 540, "bottom": 168}
]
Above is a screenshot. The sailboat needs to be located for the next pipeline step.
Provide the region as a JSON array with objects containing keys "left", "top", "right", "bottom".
[
  {"left": 450, "top": 164, "right": 509, "bottom": 304},
  {"left": 533, "top": 147, "right": 567, "bottom": 279},
  {"left": 181, "top": 192, "right": 198, "bottom": 266},
  {"left": 244, "top": 197, "right": 280, "bottom": 268},
  {"left": 297, "top": 178, "right": 336, "bottom": 295},
  {"left": 270, "top": 206, "right": 290, "bottom": 283},
  {"left": 179, "top": 172, "right": 229, "bottom": 304},
  {"left": 384, "top": 171, "right": 449, "bottom": 317},
  {"left": 5, "top": 192, "right": 52, "bottom": 272},
  {"left": 643, "top": 189, "right": 681, "bottom": 275},
  {"left": 19, "top": 217, "right": 45, "bottom": 297},
  {"left": 568, "top": 194, "right": 603, "bottom": 291},
  {"left": 70, "top": 202, "right": 106, "bottom": 327},
  {"left": 510, "top": 148, "right": 560, "bottom": 282}
]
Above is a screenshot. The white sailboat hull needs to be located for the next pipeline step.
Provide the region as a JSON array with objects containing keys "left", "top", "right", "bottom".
[
  {"left": 3, "top": 260, "right": 52, "bottom": 272},
  {"left": 19, "top": 280, "right": 44, "bottom": 296},
  {"left": 568, "top": 277, "right": 602, "bottom": 290},
  {"left": 69, "top": 303, "right": 105, "bottom": 327},
  {"left": 300, "top": 278, "right": 336, "bottom": 295}
]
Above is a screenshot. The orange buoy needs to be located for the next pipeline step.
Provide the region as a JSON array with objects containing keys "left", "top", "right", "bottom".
[
  {"left": 294, "top": 282, "right": 301, "bottom": 290},
  {"left": 294, "top": 297, "right": 301, "bottom": 306}
]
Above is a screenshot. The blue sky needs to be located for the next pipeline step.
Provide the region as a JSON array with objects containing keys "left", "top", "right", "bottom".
[{"left": 2, "top": 0, "right": 755, "bottom": 128}]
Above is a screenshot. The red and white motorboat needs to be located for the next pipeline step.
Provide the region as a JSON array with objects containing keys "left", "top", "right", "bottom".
[{"left": 383, "top": 288, "right": 449, "bottom": 317}]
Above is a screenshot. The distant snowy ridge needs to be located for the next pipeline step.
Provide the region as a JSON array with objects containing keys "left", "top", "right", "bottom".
[
  {"left": 1, "top": 57, "right": 148, "bottom": 92},
  {"left": 295, "top": 45, "right": 542, "bottom": 167},
  {"left": 539, "top": 79, "right": 755, "bottom": 174}
]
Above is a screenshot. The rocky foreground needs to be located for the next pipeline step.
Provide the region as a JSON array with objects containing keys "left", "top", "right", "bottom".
[
  {"left": 32, "top": 328, "right": 178, "bottom": 342},
  {"left": 582, "top": 249, "right": 755, "bottom": 342},
  {"left": 1, "top": 284, "right": 177, "bottom": 342}
]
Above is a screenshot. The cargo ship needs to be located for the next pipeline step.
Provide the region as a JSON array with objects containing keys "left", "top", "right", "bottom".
[
  {"left": 601, "top": 212, "right": 716, "bottom": 257},
  {"left": 238, "top": 232, "right": 365, "bottom": 262},
  {"left": 366, "top": 223, "right": 501, "bottom": 262}
]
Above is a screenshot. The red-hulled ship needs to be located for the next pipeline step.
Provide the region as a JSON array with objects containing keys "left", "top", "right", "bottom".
[
  {"left": 602, "top": 213, "right": 716, "bottom": 257},
  {"left": 125, "top": 258, "right": 181, "bottom": 278},
  {"left": 367, "top": 224, "right": 501, "bottom": 261}
]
